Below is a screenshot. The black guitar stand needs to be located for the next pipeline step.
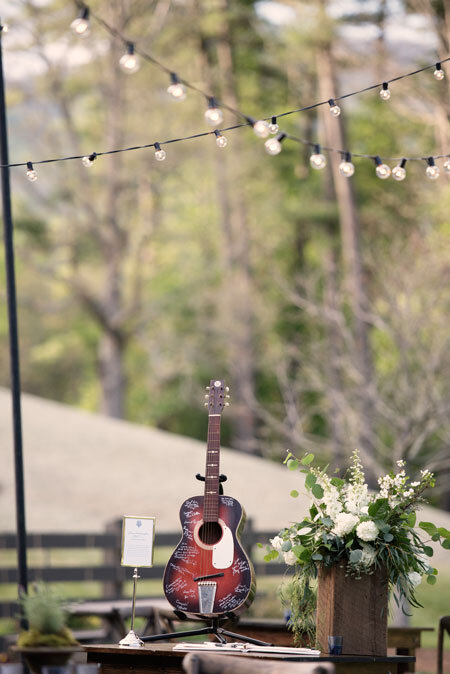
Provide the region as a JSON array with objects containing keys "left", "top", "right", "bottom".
[
  {"left": 141, "top": 473, "right": 271, "bottom": 647},
  {"left": 141, "top": 616, "right": 270, "bottom": 645}
]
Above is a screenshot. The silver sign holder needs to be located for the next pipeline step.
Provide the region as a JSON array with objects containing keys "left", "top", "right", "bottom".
[{"left": 119, "top": 515, "right": 155, "bottom": 648}]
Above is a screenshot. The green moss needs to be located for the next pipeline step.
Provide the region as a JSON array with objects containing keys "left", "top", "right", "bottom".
[{"left": 17, "top": 627, "right": 78, "bottom": 648}]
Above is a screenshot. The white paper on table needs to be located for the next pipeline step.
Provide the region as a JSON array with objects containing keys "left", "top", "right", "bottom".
[
  {"left": 121, "top": 515, "right": 155, "bottom": 567},
  {"left": 173, "top": 642, "right": 321, "bottom": 656}
]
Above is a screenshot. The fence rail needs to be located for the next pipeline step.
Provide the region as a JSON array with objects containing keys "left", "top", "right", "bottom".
[{"left": 0, "top": 523, "right": 285, "bottom": 619}]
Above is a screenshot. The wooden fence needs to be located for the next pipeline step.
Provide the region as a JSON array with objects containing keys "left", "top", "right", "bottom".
[{"left": 0, "top": 521, "right": 285, "bottom": 619}]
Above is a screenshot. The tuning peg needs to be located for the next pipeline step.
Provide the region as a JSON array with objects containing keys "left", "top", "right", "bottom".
[
  {"left": 204, "top": 402, "right": 209, "bottom": 406},
  {"left": 206, "top": 386, "right": 210, "bottom": 390},
  {"left": 225, "top": 387, "right": 230, "bottom": 392},
  {"left": 225, "top": 402, "right": 230, "bottom": 406},
  {"left": 225, "top": 395, "right": 230, "bottom": 399},
  {"left": 204, "top": 394, "right": 209, "bottom": 399}
]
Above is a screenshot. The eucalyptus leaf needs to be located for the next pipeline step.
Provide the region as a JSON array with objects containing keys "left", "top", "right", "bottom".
[
  {"left": 290, "top": 490, "right": 299, "bottom": 498},
  {"left": 349, "top": 549, "right": 363, "bottom": 563},
  {"left": 287, "top": 459, "right": 299, "bottom": 471},
  {"left": 312, "top": 484, "right": 324, "bottom": 499},
  {"left": 301, "top": 453, "right": 314, "bottom": 465},
  {"left": 311, "top": 553, "right": 323, "bottom": 561},
  {"left": 305, "top": 473, "right": 317, "bottom": 489},
  {"left": 427, "top": 575, "right": 437, "bottom": 585}
]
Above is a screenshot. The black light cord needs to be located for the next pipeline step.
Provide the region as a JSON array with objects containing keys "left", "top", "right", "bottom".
[
  {"left": 74, "top": 1, "right": 450, "bottom": 125},
  {"left": 3, "top": 121, "right": 449, "bottom": 170},
  {"left": 1, "top": 6, "right": 449, "bottom": 169}
]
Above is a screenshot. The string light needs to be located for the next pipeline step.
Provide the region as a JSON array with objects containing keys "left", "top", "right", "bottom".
[
  {"left": 214, "top": 130, "right": 227, "bottom": 148},
  {"left": 81, "top": 152, "right": 97, "bottom": 167},
  {"left": 26, "top": 162, "right": 37, "bottom": 182},
  {"left": 328, "top": 99, "right": 341, "bottom": 117},
  {"left": 248, "top": 118, "right": 270, "bottom": 139},
  {"left": 204, "top": 98, "right": 223, "bottom": 126},
  {"left": 339, "top": 152, "right": 355, "bottom": 177},
  {"left": 380, "top": 82, "right": 391, "bottom": 100},
  {"left": 434, "top": 62, "right": 445, "bottom": 80},
  {"left": 392, "top": 158, "right": 407, "bottom": 181},
  {"left": 269, "top": 116, "right": 279, "bottom": 134},
  {"left": 1, "top": 23, "right": 9, "bottom": 33},
  {"left": 167, "top": 73, "right": 186, "bottom": 101},
  {"left": 71, "top": 6, "right": 90, "bottom": 38},
  {"left": 119, "top": 43, "right": 140, "bottom": 74},
  {"left": 154, "top": 142, "right": 166, "bottom": 161},
  {"left": 425, "top": 156, "right": 439, "bottom": 179},
  {"left": 310, "top": 144, "right": 327, "bottom": 170},
  {"left": 443, "top": 158, "right": 450, "bottom": 174},
  {"left": 264, "top": 132, "right": 286, "bottom": 155},
  {"left": 374, "top": 155, "right": 391, "bottom": 179}
]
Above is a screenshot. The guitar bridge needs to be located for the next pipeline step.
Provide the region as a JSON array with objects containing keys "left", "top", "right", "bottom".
[{"left": 198, "top": 581, "right": 217, "bottom": 614}]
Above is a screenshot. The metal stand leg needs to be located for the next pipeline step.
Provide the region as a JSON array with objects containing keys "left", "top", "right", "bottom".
[{"left": 141, "top": 617, "right": 271, "bottom": 646}]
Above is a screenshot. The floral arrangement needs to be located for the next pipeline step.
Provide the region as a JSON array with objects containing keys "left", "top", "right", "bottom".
[{"left": 266, "top": 450, "right": 450, "bottom": 643}]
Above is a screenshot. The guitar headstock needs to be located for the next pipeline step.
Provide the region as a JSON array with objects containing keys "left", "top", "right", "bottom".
[{"left": 204, "top": 379, "right": 230, "bottom": 414}]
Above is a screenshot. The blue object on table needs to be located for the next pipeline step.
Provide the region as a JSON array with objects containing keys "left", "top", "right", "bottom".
[{"left": 328, "top": 635, "right": 343, "bottom": 655}]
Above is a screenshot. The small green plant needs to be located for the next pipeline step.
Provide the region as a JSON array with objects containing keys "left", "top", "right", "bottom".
[{"left": 17, "top": 583, "right": 78, "bottom": 648}]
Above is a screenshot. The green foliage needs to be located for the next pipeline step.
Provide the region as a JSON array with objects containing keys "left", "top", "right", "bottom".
[
  {"left": 267, "top": 451, "right": 450, "bottom": 639},
  {"left": 18, "top": 583, "right": 77, "bottom": 646}
]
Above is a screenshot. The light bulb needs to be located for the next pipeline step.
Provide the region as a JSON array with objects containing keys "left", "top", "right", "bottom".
[
  {"left": 434, "top": 63, "right": 444, "bottom": 80},
  {"left": 269, "top": 116, "right": 279, "bottom": 134},
  {"left": 425, "top": 158, "right": 439, "bottom": 179},
  {"left": 264, "top": 137, "right": 282, "bottom": 155},
  {"left": 214, "top": 131, "right": 227, "bottom": 148},
  {"left": 339, "top": 153, "right": 354, "bottom": 177},
  {"left": 310, "top": 145, "right": 326, "bottom": 169},
  {"left": 328, "top": 99, "right": 341, "bottom": 117},
  {"left": 119, "top": 44, "right": 140, "bottom": 74},
  {"left": 392, "top": 160, "right": 406, "bottom": 181},
  {"left": 375, "top": 164, "right": 391, "bottom": 179},
  {"left": 26, "top": 162, "right": 37, "bottom": 182},
  {"left": 252, "top": 120, "right": 270, "bottom": 138},
  {"left": 154, "top": 142, "right": 166, "bottom": 161},
  {"left": 374, "top": 156, "right": 391, "bottom": 179},
  {"left": 167, "top": 73, "right": 186, "bottom": 101},
  {"left": 204, "top": 98, "right": 223, "bottom": 126},
  {"left": 443, "top": 158, "right": 450, "bottom": 174},
  {"left": 380, "top": 83, "right": 391, "bottom": 100},
  {"left": 82, "top": 153, "right": 96, "bottom": 167},
  {"left": 70, "top": 7, "right": 90, "bottom": 37}
]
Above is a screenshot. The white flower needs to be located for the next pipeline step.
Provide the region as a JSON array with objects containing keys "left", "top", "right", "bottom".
[
  {"left": 284, "top": 550, "right": 297, "bottom": 566},
  {"left": 270, "top": 536, "right": 283, "bottom": 551},
  {"left": 360, "top": 543, "right": 376, "bottom": 567},
  {"left": 396, "top": 459, "right": 406, "bottom": 467},
  {"left": 356, "top": 520, "right": 380, "bottom": 542},
  {"left": 408, "top": 571, "right": 422, "bottom": 587},
  {"left": 332, "top": 512, "right": 359, "bottom": 537},
  {"left": 410, "top": 481, "right": 420, "bottom": 487}
]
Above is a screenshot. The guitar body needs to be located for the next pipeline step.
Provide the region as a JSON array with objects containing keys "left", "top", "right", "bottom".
[{"left": 163, "top": 494, "right": 255, "bottom": 618}]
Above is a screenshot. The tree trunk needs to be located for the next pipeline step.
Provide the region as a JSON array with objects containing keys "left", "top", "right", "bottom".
[
  {"left": 98, "top": 329, "right": 125, "bottom": 418},
  {"left": 316, "top": 45, "right": 377, "bottom": 481},
  {"left": 197, "top": 0, "right": 258, "bottom": 454}
]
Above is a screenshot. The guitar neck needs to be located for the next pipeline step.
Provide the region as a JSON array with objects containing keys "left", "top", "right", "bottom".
[{"left": 203, "top": 414, "right": 221, "bottom": 522}]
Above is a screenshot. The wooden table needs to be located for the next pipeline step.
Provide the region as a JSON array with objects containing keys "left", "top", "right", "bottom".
[
  {"left": 85, "top": 643, "right": 415, "bottom": 674},
  {"left": 68, "top": 599, "right": 176, "bottom": 641},
  {"left": 229, "top": 619, "right": 432, "bottom": 673}
]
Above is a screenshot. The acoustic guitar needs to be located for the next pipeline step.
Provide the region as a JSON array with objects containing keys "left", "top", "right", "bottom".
[{"left": 163, "top": 379, "right": 256, "bottom": 618}]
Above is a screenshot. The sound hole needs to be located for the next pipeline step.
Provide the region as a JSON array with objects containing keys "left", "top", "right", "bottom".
[{"left": 199, "top": 521, "right": 223, "bottom": 545}]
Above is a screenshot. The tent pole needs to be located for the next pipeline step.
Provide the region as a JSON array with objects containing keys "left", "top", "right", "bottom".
[{"left": 0, "top": 22, "right": 28, "bottom": 624}]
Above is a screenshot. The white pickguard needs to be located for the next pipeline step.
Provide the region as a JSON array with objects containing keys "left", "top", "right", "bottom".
[{"left": 212, "top": 521, "right": 234, "bottom": 569}]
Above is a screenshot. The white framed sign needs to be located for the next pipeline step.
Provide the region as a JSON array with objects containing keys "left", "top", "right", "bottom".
[{"left": 120, "top": 515, "right": 155, "bottom": 568}]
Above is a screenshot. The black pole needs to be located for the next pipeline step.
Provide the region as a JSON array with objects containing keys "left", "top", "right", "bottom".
[{"left": 0, "top": 23, "right": 28, "bottom": 624}]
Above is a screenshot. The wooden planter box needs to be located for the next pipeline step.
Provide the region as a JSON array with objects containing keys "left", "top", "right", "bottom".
[{"left": 316, "top": 564, "right": 388, "bottom": 656}]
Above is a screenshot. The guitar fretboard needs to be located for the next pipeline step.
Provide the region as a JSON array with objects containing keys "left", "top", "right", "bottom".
[{"left": 203, "top": 415, "right": 221, "bottom": 522}]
